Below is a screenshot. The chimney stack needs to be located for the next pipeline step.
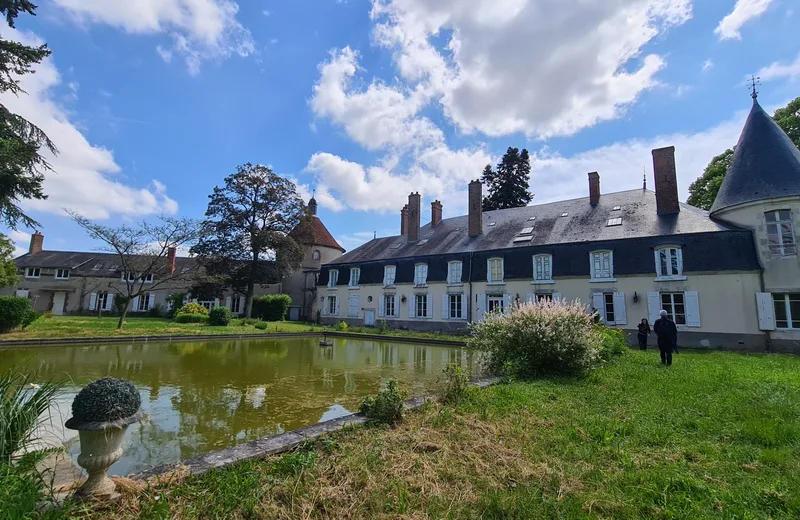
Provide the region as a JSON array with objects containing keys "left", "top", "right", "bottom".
[
  {"left": 167, "top": 247, "right": 177, "bottom": 274},
  {"left": 468, "top": 180, "right": 483, "bottom": 237},
  {"left": 431, "top": 200, "right": 443, "bottom": 227},
  {"left": 652, "top": 146, "right": 680, "bottom": 215},
  {"left": 400, "top": 204, "right": 409, "bottom": 235},
  {"left": 588, "top": 171, "right": 600, "bottom": 205},
  {"left": 29, "top": 231, "right": 43, "bottom": 256},
  {"left": 407, "top": 192, "right": 421, "bottom": 242}
]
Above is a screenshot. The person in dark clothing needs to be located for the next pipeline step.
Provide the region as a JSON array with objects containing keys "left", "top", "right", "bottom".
[
  {"left": 637, "top": 318, "right": 650, "bottom": 350},
  {"left": 653, "top": 310, "right": 678, "bottom": 366}
]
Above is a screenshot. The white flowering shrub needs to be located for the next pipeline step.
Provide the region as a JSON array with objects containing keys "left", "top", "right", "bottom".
[{"left": 468, "top": 299, "right": 603, "bottom": 378}]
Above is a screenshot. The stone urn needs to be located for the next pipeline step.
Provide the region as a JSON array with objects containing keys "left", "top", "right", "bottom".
[{"left": 64, "top": 377, "right": 144, "bottom": 500}]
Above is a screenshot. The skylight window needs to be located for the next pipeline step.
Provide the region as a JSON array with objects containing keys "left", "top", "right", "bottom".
[
  {"left": 488, "top": 222, "right": 496, "bottom": 227},
  {"left": 513, "top": 236, "right": 533, "bottom": 243},
  {"left": 528, "top": 216, "right": 536, "bottom": 221},
  {"left": 417, "top": 239, "right": 429, "bottom": 246},
  {"left": 390, "top": 243, "right": 402, "bottom": 249},
  {"left": 612, "top": 206, "right": 621, "bottom": 211},
  {"left": 561, "top": 212, "right": 569, "bottom": 217},
  {"left": 519, "top": 227, "right": 534, "bottom": 235},
  {"left": 607, "top": 217, "right": 623, "bottom": 227},
  {"left": 92, "top": 264, "right": 102, "bottom": 271}
]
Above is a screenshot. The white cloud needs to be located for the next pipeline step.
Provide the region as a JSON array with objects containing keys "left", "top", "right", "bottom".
[
  {"left": 702, "top": 59, "right": 713, "bottom": 71},
  {"left": 0, "top": 27, "right": 179, "bottom": 224},
  {"left": 715, "top": 0, "right": 774, "bottom": 40},
  {"left": 52, "top": 0, "right": 255, "bottom": 75},
  {"left": 758, "top": 53, "right": 800, "bottom": 82},
  {"left": 7, "top": 230, "right": 31, "bottom": 258}
]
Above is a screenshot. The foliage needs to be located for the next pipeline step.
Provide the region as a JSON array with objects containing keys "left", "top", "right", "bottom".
[
  {"left": 378, "top": 319, "right": 388, "bottom": 333},
  {"left": 176, "top": 302, "right": 208, "bottom": 316},
  {"left": 469, "top": 299, "right": 603, "bottom": 378},
  {"left": 191, "top": 163, "right": 312, "bottom": 317},
  {"left": 251, "top": 294, "right": 292, "bottom": 321},
  {"left": 70, "top": 377, "right": 140, "bottom": 424},
  {"left": 0, "top": 295, "right": 32, "bottom": 333},
  {"left": 147, "top": 304, "right": 164, "bottom": 318},
  {"left": 335, "top": 320, "right": 348, "bottom": 331},
  {"left": 773, "top": 96, "right": 800, "bottom": 149},
  {"left": 0, "top": 368, "right": 63, "bottom": 463},
  {"left": 166, "top": 293, "right": 186, "bottom": 318},
  {"left": 480, "top": 147, "right": 533, "bottom": 211},
  {"left": 0, "top": 1, "right": 56, "bottom": 229},
  {"left": 113, "top": 295, "right": 128, "bottom": 316},
  {"left": 0, "top": 451, "right": 60, "bottom": 519},
  {"left": 598, "top": 326, "right": 628, "bottom": 361},
  {"left": 687, "top": 149, "right": 734, "bottom": 210},
  {"left": 441, "top": 363, "right": 470, "bottom": 405},
  {"left": 254, "top": 321, "right": 269, "bottom": 330},
  {"left": 0, "top": 234, "right": 19, "bottom": 287},
  {"left": 20, "top": 308, "right": 38, "bottom": 330},
  {"left": 209, "top": 306, "right": 232, "bottom": 326},
  {"left": 359, "top": 379, "right": 406, "bottom": 426},
  {"left": 174, "top": 313, "right": 209, "bottom": 324}
]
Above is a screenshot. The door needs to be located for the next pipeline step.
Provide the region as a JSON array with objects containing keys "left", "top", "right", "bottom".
[
  {"left": 52, "top": 292, "right": 66, "bottom": 316},
  {"left": 288, "top": 307, "right": 300, "bottom": 321},
  {"left": 364, "top": 310, "right": 375, "bottom": 326}
]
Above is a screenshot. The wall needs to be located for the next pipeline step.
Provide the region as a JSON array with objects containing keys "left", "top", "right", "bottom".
[{"left": 282, "top": 244, "right": 343, "bottom": 320}]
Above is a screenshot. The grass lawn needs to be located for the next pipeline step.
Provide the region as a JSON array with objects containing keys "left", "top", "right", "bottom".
[
  {"left": 0, "top": 316, "right": 466, "bottom": 343},
  {"left": 57, "top": 349, "right": 800, "bottom": 519}
]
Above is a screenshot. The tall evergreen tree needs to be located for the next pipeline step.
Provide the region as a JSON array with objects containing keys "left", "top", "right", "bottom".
[{"left": 481, "top": 147, "right": 533, "bottom": 211}]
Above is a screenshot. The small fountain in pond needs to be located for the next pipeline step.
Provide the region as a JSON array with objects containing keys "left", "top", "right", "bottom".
[{"left": 319, "top": 326, "right": 333, "bottom": 346}]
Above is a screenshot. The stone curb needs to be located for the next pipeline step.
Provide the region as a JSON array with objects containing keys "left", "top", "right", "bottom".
[{"left": 129, "top": 376, "right": 500, "bottom": 481}]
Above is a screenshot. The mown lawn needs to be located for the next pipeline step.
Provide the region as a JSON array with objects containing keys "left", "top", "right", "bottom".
[{"left": 58, "top": 350, "right": 800, "bottom": 519}]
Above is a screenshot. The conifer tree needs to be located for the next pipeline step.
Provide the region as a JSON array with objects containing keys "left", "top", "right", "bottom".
[{"left": 481, "top": 147, "right": 533, "bottom": 211}]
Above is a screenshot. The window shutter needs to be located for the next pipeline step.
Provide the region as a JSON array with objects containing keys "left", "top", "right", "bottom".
[
  {"left": 677, "top": 249, "right": 684, "bottom": 276},
  {"left": 425, "top": 294, "right": 432, "bottom": 318},
  {"left": 349, "top": 294, "right": 359, "bottom": 317},
  {"left": 333, "top": 296, "right": 339, "bottom": 316},
  {"left": 409, "top": 296, "right": 416, "bottom": 319},
  {"left": 756, "top": 293, "right": 776, "bottom": 331},
  {"left": 131, "top": 296, "right": 140, "bottom": 312},
  {"left": 461, "top": 294, "right": 467, "bottom": 319},
  {"left": 647, "top": 292, "right": 661, "bottom": 324},
  {"left": 684, "top": 291, "right": 701, "bottom": 327},
  {"left": 613, "top": 292, "right": 627, "bottom": 325},
  {"left": 653, "top": 250, "right": 661, "bottom": 277},
  {"left": 393, "top": 295, "right": 399, "bottom": 317},
  {"left": 592, "top": 293, "right": 605, "bottom": 320},
  {"left": 225, "top": 296, "right": 232, "bottom": 309},
  {"left": 238, "top": 296, "right": 245, "bottom": 314},
  {"left": 553, "top": 292, "right": 562, "bottom": 302},
  {"left": 503, "top": 294, "right": 512, "bottom": 315},
  {"left": 379, "top": 296, "right": 386, "bottom": 317},
  {"left": 476, "top": 294, "right": 486, "bottom": 321},
  {"left": 106, "top": 294, "right": 114, "bottom": 311},
  {"left": 442, "top": 294, "right": 449, "bottom": 320},
  {"left": 148, "top": 293, "right": 156, "bottom": 311},
  {"left": 183, "top": 295, "right": 189, "bottom": 305},
  {"left": 89, "top": 292, "right": 97, "bottom": 311}
]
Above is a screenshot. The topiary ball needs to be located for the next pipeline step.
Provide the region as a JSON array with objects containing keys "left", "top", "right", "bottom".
[{"left": 71, "top": 377, "right": 141, "bottom": 424}]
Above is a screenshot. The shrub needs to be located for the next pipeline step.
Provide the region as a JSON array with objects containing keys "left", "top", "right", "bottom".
[
  {"left": 598, "top": 326, "right": 627, "bottom": 361},
  {"left": 114, "top": 296, "right": 128, "bottom": 316},
  {"left": 378, "top": 319, "right": 388, "bottom": 333},
  {"left": 359, "top": 379, "right": 406, "bottom": 426},
  {"left": 251, "top": 294, "right": 292, "bottom": 321},
  {"left": 468, "top": 299, "right": 603, "bottom": 379},
  {"left": 147, "top": 304, "right": 164, "bottom": 318},
  {"left": 336, "top": 320, "right": 348, "bottom": 331},
  {"left": 21, "top": 309, "right": 40, "bottom": 330},
  {"left": 209, "top": 306, "right": 232, "bottom": 326},
  {"left": 0, "top": 296, "right": 34, "bottom": 333},
  {"left": 68, "top": 377, "right": 140, "bottom": 424},
  {"left": 254, "top": 321, "right": 269, "bottom": 330},
  {"left": 174, "top": 313, "right": 209, "bottom": 324},
  {"left": 176, "top": 302, "right": 209, "bottom": 316},
  {"left": 441, "top": 363, "right": 470, "bottom": 404},
  {"left": 166, "top": 293, "right": 187, "bottom": 318}
]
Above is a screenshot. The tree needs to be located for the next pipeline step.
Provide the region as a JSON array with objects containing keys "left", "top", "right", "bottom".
[
  {"left": 687, "top": 96, "right": 800, "bottom": 210},
  {"left": 0, "top": 234, "right": 18, "bottom": 287},
  {"left": 481, "top": 147, "right": 533, "bottom": 211},
  {"left": 0, "top": 1, "right": 56, "bottom": 229},
  {"left": 191, "top": 163, "right": 312, "bottom": 318},
  {"left": 69, "top": 213, "right": 200, "bottom": 329}
]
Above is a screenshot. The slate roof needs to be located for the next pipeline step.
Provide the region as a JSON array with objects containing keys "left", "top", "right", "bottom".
[
  {"left": 290, "top": 217, "right": 345, "bottom": 253},
  {"left": 710, "top": 98, "right": 800, "bottom": 215},
  {"left": 329, "top": 189, "right": 733, "bottom": 265},
  {"left": 14, "top": 250, "right": 197, "bottom": 276}
]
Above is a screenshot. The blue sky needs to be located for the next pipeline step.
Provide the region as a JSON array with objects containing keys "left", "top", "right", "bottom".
[{"left": 1, "top": 0, "right": 799, "bottom": 256}]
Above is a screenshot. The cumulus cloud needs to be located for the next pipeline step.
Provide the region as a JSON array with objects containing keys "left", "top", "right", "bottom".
[
  {"left": 0, "top": 27, "right": 179, "bottom": 223},
  {"left": 758, "top": 53, "right": 800, "bottom": 82},
  {"left": 52, "top": 0, "right": 255, "bottom": 75},
  {"left": 715, "top": 0, "right": 774, "bottom": 40},
  {"left": 7, "top": 230, "right": 31, "bottom": 258}
]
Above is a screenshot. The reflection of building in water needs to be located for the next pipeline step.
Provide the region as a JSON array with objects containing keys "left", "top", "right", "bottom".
[
  {"left": 344, "top": 371, "right": 356, "bottom": 393},
  {"left": 322, "top": 367, "right": 333, "bottom": 388}
]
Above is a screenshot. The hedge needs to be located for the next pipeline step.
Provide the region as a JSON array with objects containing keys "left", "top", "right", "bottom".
[
  {"left": 209, "top": 306, "right": 232, "bottom": 326},
  {"left": 0, "top": 296, "right": 35, "bottom": 333},
  {"left": 174, "top": 313, "right": 209, "bottom": 324},
  {"left": 251, "top": 294, "right": 292, "bottom": 321}
]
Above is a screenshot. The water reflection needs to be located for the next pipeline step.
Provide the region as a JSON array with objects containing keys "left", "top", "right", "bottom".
[{"left": 0, "top": 337, "right": 480, "bottom": 475}]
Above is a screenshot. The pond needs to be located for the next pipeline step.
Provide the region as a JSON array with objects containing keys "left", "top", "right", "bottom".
[{"left": 0, "top": 337, "right": 480, "bottom": 475}]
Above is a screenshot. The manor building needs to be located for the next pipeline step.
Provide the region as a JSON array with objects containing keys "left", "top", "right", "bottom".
[{"left": 316, "top": 97, "right": 800, "bottom": 352}]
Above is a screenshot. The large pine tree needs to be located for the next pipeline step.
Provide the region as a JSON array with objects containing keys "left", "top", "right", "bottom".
[{"left": 481, "top": 147, "right": 533, "bottom": 211}]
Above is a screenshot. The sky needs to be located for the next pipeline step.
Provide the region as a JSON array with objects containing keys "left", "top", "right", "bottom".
[{"left": 1, "top": 0, "right": 799, "bottom": 257}]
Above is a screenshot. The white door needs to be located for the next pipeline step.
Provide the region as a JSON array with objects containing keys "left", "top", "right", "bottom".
[
  {"left": 52, "top": 292, "right": 66, "bottom": 316},
  {"left": 364, "top": 310, "right": 375, "bottom": 326}
]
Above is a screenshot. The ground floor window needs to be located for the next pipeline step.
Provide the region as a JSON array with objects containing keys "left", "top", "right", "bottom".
[
  {"left": 536, "top": 293, "right": 552, "bottom": 303},
  {"left": 384, "top": 294, "right": 396, "bottom": 317},
  {"left": 97, "top": 292, "right": 110, "bottom": 310},
  {"left": 137, "top": 293, "right": 153, "bottom": 312},
  {"left": 415, "top": 294, "right": 428, "bottom": 318},
  {"left": 603, "top": 293, "right": 615, "bottom": 323},
  {"left": 661, "top": 292, "right": 686, "bottom": 325},
  {"left": 487, "top": 295, "right": 504, "bottom": 314},
  {"left": 230, "top": 296, "right": 241, "bottom": 314},
  {"left": 327, "top": 295, "right": 337, "bottom": 315},
  {"left": 773, "top": 293, "right": 800, "bottom": 329},
  {"left": 198, "top": 301, "right": 217, "bottom": 311},
  {"left": 449, "top": 294, "right": 463, "bottom": 319}
]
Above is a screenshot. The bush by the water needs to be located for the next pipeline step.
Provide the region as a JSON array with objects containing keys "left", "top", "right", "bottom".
[
  {"left": 209, "top": 306, "right": 232, "bottom": 326},
  {"left": 441, "top": 363, "right": 470, "bottom": 404},
  {"left": 254, "top": 321, "right": 269, "bottom": 330},
  {"left": 176, "top": 302, "right": 208, "bottom": 316},
  {"left": 598, "top": 326, "right": 628, "bottom": 360},
  {"left": 469, "top": 299, "right": 604, "bottom": 378},
  {"left": 359, "top": 379, "right": 406, "bottom": 426},
  {"left": 174, "top": 313, "right": 209, "bottom": 324},
  {"left": 252, "top": 294, "right": 291, "bottom": 321},
  {"left": 166, "top": 293, "right": 186, "bottom": 318},
  {"left": 0, "top": 296, "right": 35, "bottom": 333},
  {"left": 336, "top": 320, "right": 348, "bottom": 331}
]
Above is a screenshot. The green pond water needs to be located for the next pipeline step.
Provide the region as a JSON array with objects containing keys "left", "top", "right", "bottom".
[{"left": 0, "top": 337, "right": 480, "bottom": 475}]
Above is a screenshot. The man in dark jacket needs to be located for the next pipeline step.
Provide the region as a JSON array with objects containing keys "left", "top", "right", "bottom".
[{"left": 653, "top": 310, "right": 678, "bottom": 366}]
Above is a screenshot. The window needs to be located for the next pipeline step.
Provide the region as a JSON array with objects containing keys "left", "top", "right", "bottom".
[
  {"left": 137, "top": 294, "right": 152, "bottom": 312},
  {"left": 603, "top": 293, "right": 615, "bottom": 323},
  {"left": 24, "top": 267, "right": 40, "bottom": 279},
  {"left": 590, "top": 251, "right": 613, "bottom": 281},
  {"left": 312, "top": 250, "right": 321, "bottom": 261},
  {"left": 92, "top": 264, "right": 102, "bottom": 271},
  {"left": 230, "top": 297, "right": 241, "bottom": 314},
  {"left": 349, "top": 268, "right": 360, "bottom": 288},
  {"left": 97, "top": 292, "right": 110, "bottom": 311},
  {"left": 766, "top": 210, "right": 796, "bottom": 255},
  {"left": 199, "top": 301, "right": 216, "bottom": 311},
  {"left": 655, "top": 247, "right": 683, "bottom": 279},
  {"left": 384, "top": 294, "right": 396, "bottom": 317},
  {"left": 533, "top": 255, "right": 552, "bottom": 282},
  {"left": 123, "top": 272, "right": 136, "bottom": 282},
  {"left": 606, "top": 217, "right": 622, "bottom": 227},
  {"left": 414, "top": 263, "right": 428, "bottom": 286},
  {"left": 488, "top": 258, "right": 504, "bottom": 284},
  {"left": 328, "top": 270, "right": 339, "bottom": 288},
  {"left": 415, "top": 294, "right": 428, "bottom": 318},
  {"left": 447, "top": 261, "right": 462, "bottom": 285},
  {"left": 487, "top": 295, "right": 504, "bottom": 314},
  {"left": 143, "top": 274, "right": 154, "bottom": 283},
  {"left": 661, "top": 292, "right": 686, "bottom": 325},
  {"left": 383, "top": 265, "right": 396, "bottom": 287},
  {"left": 55, "top": 269, "right": 70, "bottom": 280},
  {"left": 773, "top": 293, "right": 800, "bottom": 329},
  {"left": 536, "top": 293, "right": 553, "bottom": 303},
  {"left": 327, "top": 295, "right": 337, "bottom": 315},
  {"left": 449, "top": 294, "right": 463, "bottom": 319}
]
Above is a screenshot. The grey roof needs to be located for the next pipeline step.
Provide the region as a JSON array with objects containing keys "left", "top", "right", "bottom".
[
  {"left": 14, "top": 250, "right": 197, "bottom": 275},
  {"left": 710, "top": 99, "right": 800, "bottom": 215},
  {"left": 330, "top": 189, "right": 733, "bottom": 264}
]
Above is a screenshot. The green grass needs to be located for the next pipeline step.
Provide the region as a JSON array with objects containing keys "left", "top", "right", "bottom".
[
  {"left": 0, "top": 316, "right": 465, "bottom": 343},
  {"left": 54, "top": 350, "right": 800, "bottom": 519}
]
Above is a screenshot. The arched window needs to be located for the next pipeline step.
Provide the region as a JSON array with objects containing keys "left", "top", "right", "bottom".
[{"left": 312, "top": 250, "right": 321, "bottom": 261}]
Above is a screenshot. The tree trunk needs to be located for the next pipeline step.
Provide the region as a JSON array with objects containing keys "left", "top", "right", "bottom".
[
  {"left": 244, "top": 281, "right": 255, "bottom": 318},
  {"left": 117, "top": 299, "right": 131, "bottom": 329}
]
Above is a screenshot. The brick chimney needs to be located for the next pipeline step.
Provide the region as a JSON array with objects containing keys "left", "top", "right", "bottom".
[
  {"left": 468, "top": 180, "right": 483, "bottom": 237},
  {"left": 29, "top": 231, "right": 43, "bottom": 256},
  {"left": 400, "top": 204, "right": 409, "bottom": 236},
  {"left": 407, "top": 192, "right": 421, "bottom": 242},
  {"left": 431, "top": 200, "right": 442, "bottom": 227},
  {"left": 588, "top": 171, "right": 600, "bottom": 205},
  {"left": 167, "top": 247, "right": 177, "bottom": 274},
  {"left": 652, "top": 146, "right": 680, "bottom": 215}
]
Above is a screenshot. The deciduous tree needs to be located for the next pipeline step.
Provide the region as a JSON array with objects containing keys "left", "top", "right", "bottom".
[{"left": 0, "top": 234, "right": 18, "bottom": 287}]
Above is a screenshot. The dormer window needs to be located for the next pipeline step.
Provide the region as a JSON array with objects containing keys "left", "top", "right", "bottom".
[
  {"left": 24, "top": 267, "right": 40, "bottom": 279},
  {"left": 766, "top": 210, "right": 796, "bottom": 255},
  {"left": 143, "top": 273, "right": 154, "bottom": 283},
  {"left": 383, "top": 265, "right": 396, "bottom": 287},
  {"left": 92, "top": 264, "right": 102, "bottom": 271},
  {"left": 655, "top": 246, "right": 684, "bottom": 280},
  {"left": 414, "top": 263, "right": 428, "bottom": 287},
  {"left": 349, "top": 268, "right": 360, "bottom": 288},
  {"left": 328, "top": 269, "right": 339, "bottom": 288},
  {"left": 55, "top": 269, "right": 70, "bottom": 280},
  {"left": 589, "top": 251, "right": 614, "bottom": 282}
]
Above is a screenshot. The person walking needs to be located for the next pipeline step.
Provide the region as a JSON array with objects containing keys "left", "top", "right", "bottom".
[
  {"left": 637, "top": 318, "right": 651, "bottom": 350},
  {"left": 653, "top": 310, "right": 678, "bottom": 366}
]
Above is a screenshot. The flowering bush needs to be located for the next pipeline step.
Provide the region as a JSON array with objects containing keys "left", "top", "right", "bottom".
[
  {"left": 176, "top": 302, "right": 208, "bottom": 316},
  {"left": 468, "top": 299, "right": 603, "bottom": 378}
]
